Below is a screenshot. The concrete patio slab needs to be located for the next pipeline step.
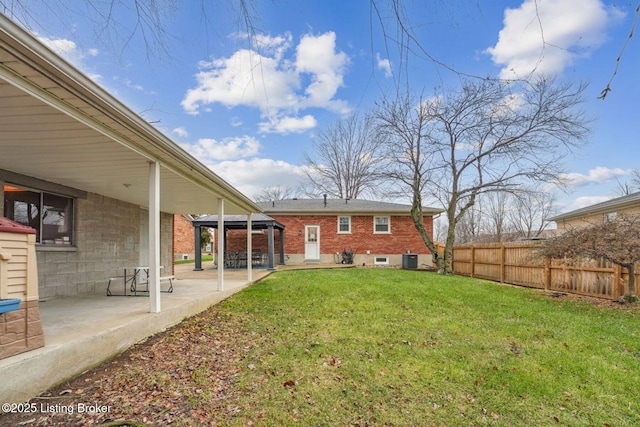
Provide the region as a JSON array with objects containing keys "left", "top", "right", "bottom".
[{"left": 0, "top": 264, "right": 272, "bottom": 404}]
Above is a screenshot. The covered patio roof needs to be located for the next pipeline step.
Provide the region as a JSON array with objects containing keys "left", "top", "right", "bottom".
[
  {"left": 0, "top": 15, "right": 258, "bottom": 215},
  {"left": 0, "top": 15, "right": 262, "bottom": 313}
]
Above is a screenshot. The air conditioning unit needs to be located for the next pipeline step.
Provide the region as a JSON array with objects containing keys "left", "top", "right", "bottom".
[{"left": 181, "top": 254, "right": 189, "bottom": 260}]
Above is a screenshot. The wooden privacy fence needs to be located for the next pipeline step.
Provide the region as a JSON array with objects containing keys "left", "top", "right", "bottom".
[{"left": 437, "top": 242, "right": 638, "bottom": 300}]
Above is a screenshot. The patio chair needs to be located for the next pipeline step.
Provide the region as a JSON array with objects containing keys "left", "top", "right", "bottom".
[{"left": 237, "top": 250, "right": 248, "bottom": 268}]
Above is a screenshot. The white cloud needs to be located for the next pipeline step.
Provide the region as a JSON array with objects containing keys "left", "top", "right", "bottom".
[
  {"left": 486, "top": 0, "right": 620, "bottom": 79},
  {"left": 172, "top": 127, "right": 189, "bottom": 138},
  {"left": 38, "top": 35, "right": 82, "bottom": 61},
  {"left": 295, "top": 32, "right": 350, "bottom": 111},
  {"left": 559, "top": 166, "right": 633, "bottom": 187},
  {"left": 572, "top": 195, "right": 613, "bottom": 209},
  {"left": 250, "top": 32, "right": 293, "bottom": 59},
  {"left": 181, "top": 31, "right": 350, "bottom": 134},
  {"left": 182, "top": 136, "right": 261, "bottom": 161},
  {"left": 258, "top": 114, "right": 317, "bottom": 134},
  {"left": 123, "top": 78, "right": 144, "bottom": 92},
  {"left": 37, "top": 34, "right": 101, "bottom": 80},
  {"left": 376, "top": 53, "right": 392, "bottom": 78},
  {"left": 209, "top": 158, "right": 308, "bottom": 197},
  {"left": 182, "top": 48, "right": 299, "bottom": 113}
]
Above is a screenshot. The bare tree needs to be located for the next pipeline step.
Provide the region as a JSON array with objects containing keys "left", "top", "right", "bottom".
[
  {"left": 598, "top": 2, "right": 640, "bottom": 99},
  {"left": 253, "top": 185, "right": 295, "bottom": 202},
  {"left": 304, "top": 113, "right": 385, "bottom": 199},
  {"left": 454, "top": 199, "right": 484, "bottom": 244},
  {"left": 614, "top": 169, "right": 640, "bottom": 196},
  {"left": 541, "top": 214, "right": 640, "bottom": 303},
  {"left": 509, "top": 190, "right": 557, "bottom": 239},
  {"left": 483, "top": 192, "right": 511, "bottom": 242},
  {"left": 5, "top": 0, "right": 637, "bottom": 92},
  {"left": 375, "top": 77, "right": 589, "bottom": 273}
]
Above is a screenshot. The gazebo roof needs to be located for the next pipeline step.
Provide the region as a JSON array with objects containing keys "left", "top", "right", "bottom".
[{"left": 192, "top": 214, "right": 285, "bottom": 230}]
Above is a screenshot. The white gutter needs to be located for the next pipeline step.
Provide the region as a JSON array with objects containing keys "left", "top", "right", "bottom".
[{"left": 0, "top": 14, "right": 261, "bottom": 214}]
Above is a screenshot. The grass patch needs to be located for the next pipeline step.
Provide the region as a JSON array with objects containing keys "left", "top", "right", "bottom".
[
  {"left": 174, "top": 254, "right": 213, "bottom": 265},
  {"left": 221, "top": 268, "right": 640, "bottom": 426}
]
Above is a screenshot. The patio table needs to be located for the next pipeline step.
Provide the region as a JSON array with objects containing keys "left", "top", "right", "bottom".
[{"left": 107, "top": 266, "right": 173, "bottom": 296}]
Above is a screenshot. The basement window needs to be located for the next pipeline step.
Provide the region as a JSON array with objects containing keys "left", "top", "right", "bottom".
[
  {"left": 374, "top": 256, "right": 390, "bottom": 265},
  {"left": 3, "top": 184, "right": 74, "bottom": 245}
]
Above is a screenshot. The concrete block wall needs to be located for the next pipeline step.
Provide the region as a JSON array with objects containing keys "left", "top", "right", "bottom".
[{"left": 37, "top": 193, "right": 173, "bottom": 299}]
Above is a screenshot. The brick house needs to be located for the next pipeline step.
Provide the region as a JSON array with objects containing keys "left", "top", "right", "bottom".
[
  {"left": 0, "top": 16, "right": 260, "bottom": 360},
  {"left": 180, "top": 198, "right": 442, "bottom": 268},
  {"left": 253, "top": 198, "right": 441, "bottom": 267},
  {"left": 174, "top": 214, "right": 196, "bottom": 260}
]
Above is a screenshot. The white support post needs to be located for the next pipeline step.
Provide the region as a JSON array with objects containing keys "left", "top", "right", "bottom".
[
  {"left": 148, "top": 161, "right": 161, "bottom": 313},
  {"left": 217, "top": 198, "right": 225, "bottom": 291},
  {"left": 247, "top": 212, "right": 253, "bottom": 282}
]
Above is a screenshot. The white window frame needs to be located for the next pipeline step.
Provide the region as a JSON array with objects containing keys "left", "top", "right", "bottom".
[
  {"left": 374, "top": 256, "right": 390, "bottom": 265},
  {"left": 337, "top": 215, "right": 351, "bottom": 234},
  {"left": 373, "top": 216, "right": 391, "bottom": 234}
]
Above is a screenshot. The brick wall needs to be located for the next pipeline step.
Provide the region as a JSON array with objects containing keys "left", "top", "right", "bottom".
[
  {"left": 223, "top": 214, "right": 434, "bottom": 267},
  {"left": 173, "top": 214, "right": 194, "bottom": 259},
  {"left": 37, "top": 193, "right": 174, "bottom": 299}
]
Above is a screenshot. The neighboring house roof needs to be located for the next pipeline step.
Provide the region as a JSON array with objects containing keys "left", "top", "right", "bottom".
[
  {"left": 257, "top": 198, "right": 442, "bottom": 215},
  {"left": 549, "top": 191, "right": 640, "bottom": 222},
  {"left": 0, "top": 15, "right": 259, "bottom": 215}
]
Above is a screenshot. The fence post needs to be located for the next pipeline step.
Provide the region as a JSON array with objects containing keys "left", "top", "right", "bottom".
[
  {"left": 470, "top": 245, "right": 475, "bottom": 278},
  {"left": 544, "top": 257, "right": 551, "bottom": 292},
  {"left": 613, "top": 264, "right": 622, "bottom": 300},
  {"left": 500, "top": 243, "right": 506, "bottom": 283}
]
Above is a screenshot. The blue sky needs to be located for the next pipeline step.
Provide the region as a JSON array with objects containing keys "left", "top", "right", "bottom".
[{"left": 6, "top": 0, "right": 640, "bottom": 213}]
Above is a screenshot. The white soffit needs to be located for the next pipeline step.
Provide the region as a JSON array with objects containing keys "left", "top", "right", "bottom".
[{"left": 0, "top": 15, "right": 259, "bottom": 215}]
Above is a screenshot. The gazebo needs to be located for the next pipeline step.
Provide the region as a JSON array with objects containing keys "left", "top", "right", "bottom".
[{"left": 192, "top": 213, "right": 285, "bottom": 270}]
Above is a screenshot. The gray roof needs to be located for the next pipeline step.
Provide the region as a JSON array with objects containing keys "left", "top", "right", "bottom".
[
  {"left": 257, "top": 198, "right": 442, "bottom": 215},
  {"left": 549, "top": 191, "right": 640, "bottom": 222},
  {"left": 193, "top": 213, "right": 284, "bottom": 229}
]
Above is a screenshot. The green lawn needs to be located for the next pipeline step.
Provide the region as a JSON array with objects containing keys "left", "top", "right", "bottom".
[
  {"left": 174, "top": 254, "right": 213, "bottom": 264},
  {"left": 221, "top": 268, "right": 640, "bottom": 426}
]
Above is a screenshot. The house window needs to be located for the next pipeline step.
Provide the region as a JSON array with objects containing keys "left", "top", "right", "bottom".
[
  {"left": 337, "top": 216, "right": 351, "bottom": 233},
  {"left": 3, "top": 184, "right": 74, "bottom": 245},
  {"left": 374, "top": 216, "right": 390, "bottom": 233},
  {"left": 605, "top": 211, "right": 617, "bottom": 223},
  {"left": 374, "top": 256, "right": 390, "bottom": 265}
]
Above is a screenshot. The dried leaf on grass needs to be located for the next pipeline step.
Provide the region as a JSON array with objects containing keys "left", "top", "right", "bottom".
[{"left": 0, "top": 307, "right": 256, "bottom": 426}]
